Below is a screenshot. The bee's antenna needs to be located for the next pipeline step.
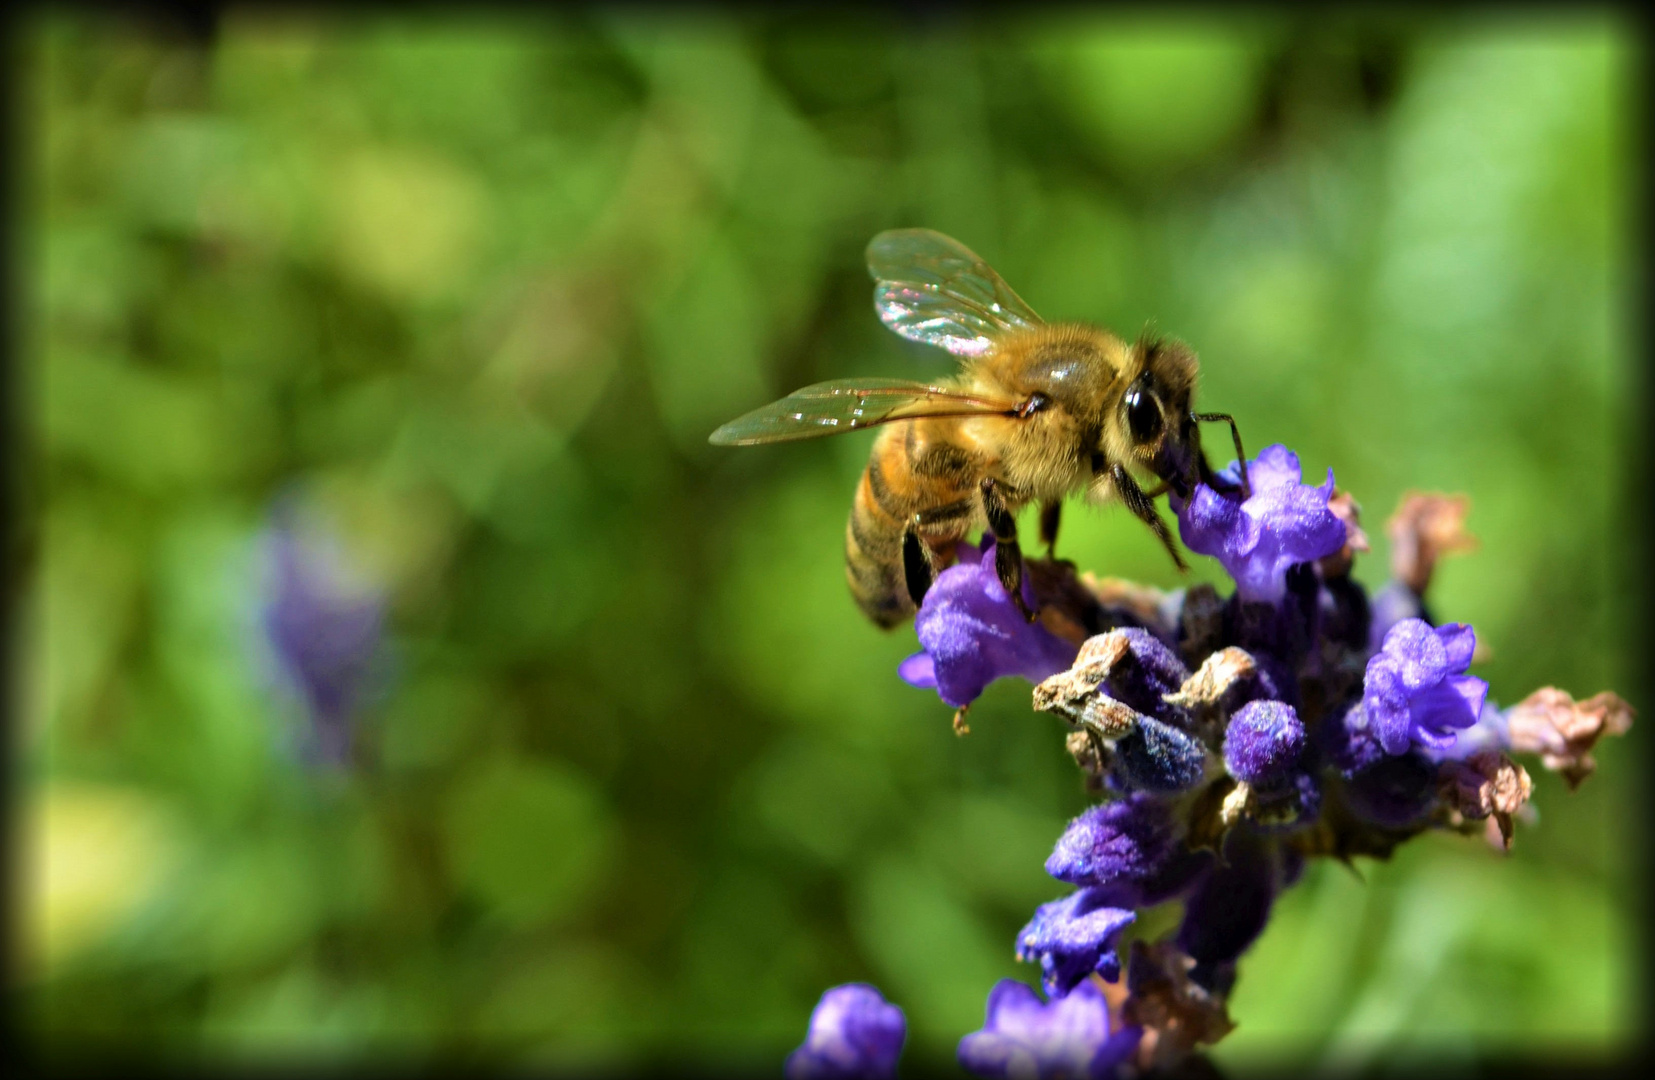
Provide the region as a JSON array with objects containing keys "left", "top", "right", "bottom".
[{"left": 1193, "top": 412, "right": 1250, "bottom": 500}]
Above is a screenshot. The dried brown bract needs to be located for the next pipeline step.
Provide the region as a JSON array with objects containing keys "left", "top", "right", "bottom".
[
  {"left": 1386, "top": 491, "right": 1478, "bottom": 594},
  {"left": 1065, "top": 729, "right": 1108, "bottom": 792},
  {"left": 1117, "top": 940, "right": 1236, "bottom": 1073},
  {"left": 1316, "top": 491, "right": 1370, "bottom": 579},
  {"left": 1165, "top": 647, "right": 1257, "bottom": 711},
  {"left": 1505, "top": 687, "right": 1634, "bottom": 789},
  {"left": 1438, "top": 750, "right": 1533, "bottom": 850}
]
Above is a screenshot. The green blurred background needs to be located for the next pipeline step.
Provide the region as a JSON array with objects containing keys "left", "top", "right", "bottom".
[{"left": 17, "top": 8, "right": 1643, "bottom": 1074}]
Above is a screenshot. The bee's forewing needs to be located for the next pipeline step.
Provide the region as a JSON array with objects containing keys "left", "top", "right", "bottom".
[
  {"left": 708, "top": 378, "right": 1020, "bottom": 445},
  {"left": 867, "top": 229, "right": 1042, "bottom": 357}
]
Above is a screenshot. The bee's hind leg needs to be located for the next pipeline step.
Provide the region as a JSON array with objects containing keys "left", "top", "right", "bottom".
[
  {"left": 903, "top": 496, "right": 978, "bottom": 607},
  {"left": 981, "top": 478, "right": 1036, "bottom": 622},
  {"left": 901, "top": 529, "right": 933, "bottom": 606},
  {"left": 1112, "top": 464, "right": 1190, "bottom": 573}
]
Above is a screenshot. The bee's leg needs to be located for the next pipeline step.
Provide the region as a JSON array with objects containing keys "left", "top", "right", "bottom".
[
  {"left": 902, "top": 496, "right": 977, "bottom": 606},
  {"left": 901, "top": 528, "right": 933, "bottom": 606},
  {"left": 1112, "top": 464, "right": 1190, "bottom": 573},
  {"left": 1193, "top": 412, "right": 1251, "bottom": 499},
  {"left": 1140, "top": 480, "right": 1170, "bottom": 499},
  {"left": 980, "top": 478, "right": 1036, "bottom": 622},
  {"left": 1039, "top": 500, "right": 1062, "bottom": 556}
]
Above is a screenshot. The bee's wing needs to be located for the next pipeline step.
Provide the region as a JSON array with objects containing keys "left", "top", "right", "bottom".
[
  {"left": 709, "top": 378, "right": 1022, "bottom": 445},
  {"left": 867, "top": 229, "right": 1043, "bottom": 357}
]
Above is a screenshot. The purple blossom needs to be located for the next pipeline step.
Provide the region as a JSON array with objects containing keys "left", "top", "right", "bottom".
[
  {"left": 1017, "top": 889, "right": 1136, "bottom": 994},
  {"left": 786, "top": 983, "right": 906, "bottom": 1080},
  {"left": 259, "top": 504, "right": 386, "bottom": 766},
  {"left": 1172, "top": 444, "right": 1347, "bottom": 604},
  {"left": 1222, "top": 701, "right": 1305, "bottom": 786},
  {"left": 1362, "top": 619, "right": 1488, "bottom": 755},
  {"left": 957, "top": 979, "right": 1140, "bottom": 1080},
  {"left": 1046, "top": 794, "right": 1176, "bottom": 889},
  {"left": 899, "top": 538, "right": 1078, "bottom": 708}
]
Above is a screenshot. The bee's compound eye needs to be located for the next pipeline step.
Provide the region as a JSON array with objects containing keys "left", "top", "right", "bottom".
[{"left": 1125, "top": 384, "right": 1162, "bottom": 443}]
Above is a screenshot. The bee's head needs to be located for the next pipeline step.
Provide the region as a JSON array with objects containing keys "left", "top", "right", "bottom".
[{"left": 1121, "top": 336, "right": 1204, "bottom": 498}]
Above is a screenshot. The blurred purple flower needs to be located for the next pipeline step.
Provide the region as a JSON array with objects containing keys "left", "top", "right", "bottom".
[
  {"left": 1362, "top": 619, "right": 1487, "bottom": 755},
  {"left": 259, "top": 504, "right": 385, "bottom": 766},
  {"left": 1172, "top": 444, "right": 1346, "bottom": 604},
  {"left": 958, "top": 978, "right": 1140, "bottom": 1080},
  {"left": 786, "top": 983, "right": 906, "bottom": 1080},
  {"left": 1016, "top": 889, "right": 1137, "bottom": 994},
  {"left": 1367, "top": 579, "right": 1425, "bottom": 654},
  {"left": 899, "top": 538, "right": 1077, "bottom": 708}
]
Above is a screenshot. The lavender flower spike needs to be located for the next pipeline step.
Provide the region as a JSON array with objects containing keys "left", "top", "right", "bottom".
[
  {"left": 1173, "top": 444, "right": 1347, "bottom": 603},
  {"left": 1363, "top": 618, "right": 1488, "bottom": 755},
  {"left": 786, "top": 983, "right": 906, "bottom": 1080},
  {"left": 958, "top": 978, "right": 1140, "bottom": 1080},
  {"left": 899, "top": 538, "right": 1078, "bottom": 708}
]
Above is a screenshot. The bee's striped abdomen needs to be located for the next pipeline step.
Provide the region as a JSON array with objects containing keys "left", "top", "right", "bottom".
[{"left": 845, "top": 421, "right": 985, "bottom": 628}]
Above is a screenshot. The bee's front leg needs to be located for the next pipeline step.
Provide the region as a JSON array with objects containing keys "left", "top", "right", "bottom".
[
  {"left": 1112, "top": 464, "right": 1190, "bottom": 573},
  {"left": 1039, "top": 500, "right": 1062, "bottom": 556},
  {"left": 980, "top": 478, "right": 1036, "bottom": 623}
]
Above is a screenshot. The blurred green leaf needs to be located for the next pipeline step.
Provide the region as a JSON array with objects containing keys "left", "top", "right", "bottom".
[{"left": 441, "top": 755, "right": 614, "bottom": 928}]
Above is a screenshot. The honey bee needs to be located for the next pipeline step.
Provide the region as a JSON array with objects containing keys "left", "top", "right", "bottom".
[{"left": 710, "top": 229, "right": 1247, "bottom": 629}]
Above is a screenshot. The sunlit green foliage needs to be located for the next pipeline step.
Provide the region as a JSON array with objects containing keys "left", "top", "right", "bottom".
[{"left": 20, "top": 9, "right": 1640, "bottom": 1073}]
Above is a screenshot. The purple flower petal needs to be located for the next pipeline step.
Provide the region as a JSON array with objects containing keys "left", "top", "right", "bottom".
[
  {"left": 896, "top": 653, "right": 937, "bottom": 689},
  {"left": 1361, "top": 618, "right": 1488, "bottom": 755},
  {"left": 1016, "top": 890, "right": 1136, "bottom": 995},
  {"left": 900, "top": 539, "right": 1079, "bottom": 708},
  {"left": 786, "top": 983, "right": 906, "bottom": 1080},
  {"left": 1425, "top": 698, "right": 1511, "bottom": 762},
  {"left": 1247, "top": 443, "right": 1306, "bottom": 494},
  {"left": 1172, "top": 444, "right": 1347, "bottom": 604},
  {"left": 1436, "top": 623, "right": 1476, "bottom": 671},
  {"left": 958, "top": 978, "right": 1140, "bottom": 1080}
]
